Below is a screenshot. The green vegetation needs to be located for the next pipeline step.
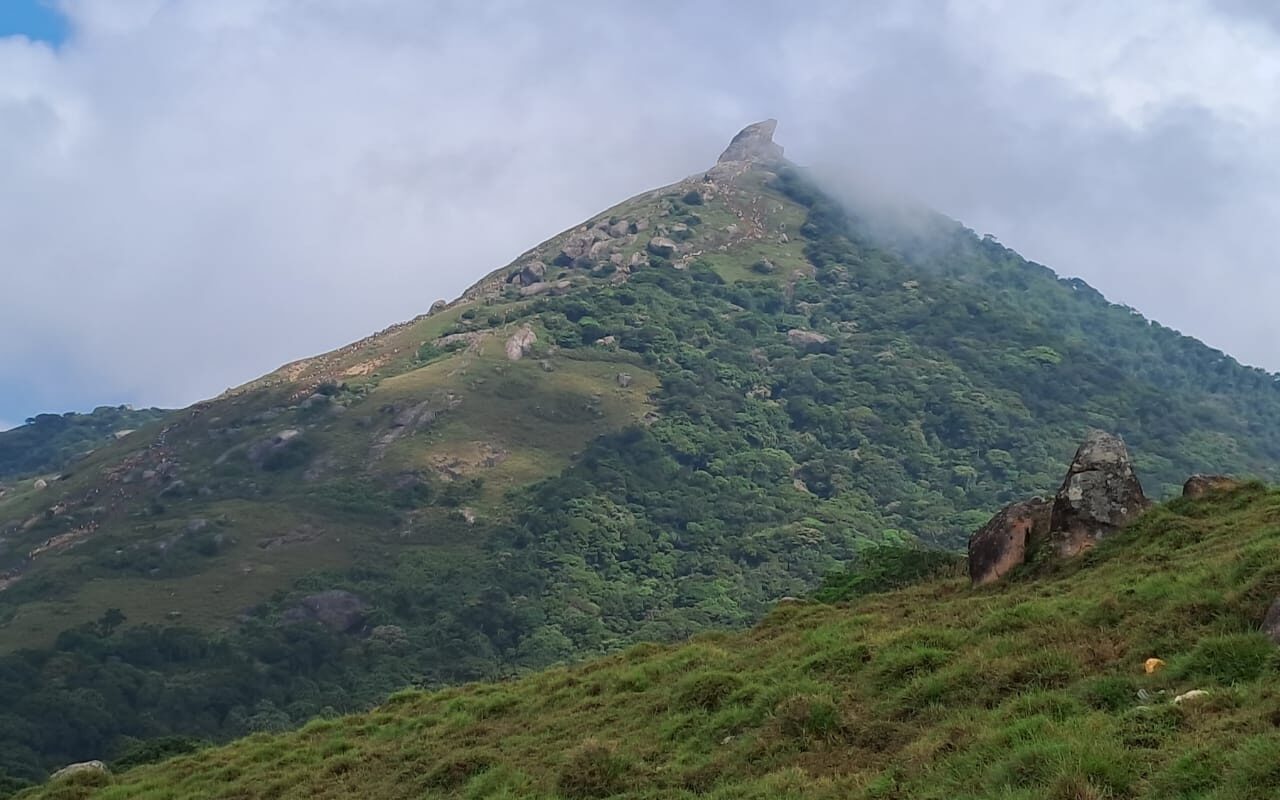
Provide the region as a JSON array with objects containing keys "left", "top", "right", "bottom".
[
  {"left": 0, "top": 407, "right": 168, "bottom": 481},
  {"left": 19, "top": 484, "right": 1280, "bottom": 799},
  {"left": 3, "top": 157, "right": 1280, "bottom": 790}
]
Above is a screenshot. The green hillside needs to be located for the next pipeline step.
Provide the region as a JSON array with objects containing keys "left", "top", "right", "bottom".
[
  {"left": 22, "top": 482, "right": 1280, "bottom": 799},
  {"left": 0, "top": 407, "right": 168, "bottom": 482},
  {"left": 3, "top": 121, "right": 1280, "bottom": 789}
]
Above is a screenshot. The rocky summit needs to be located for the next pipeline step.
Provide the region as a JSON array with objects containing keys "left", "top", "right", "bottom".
[{"left": 5, "top": 121, "right": 1280, "bottom": 793}]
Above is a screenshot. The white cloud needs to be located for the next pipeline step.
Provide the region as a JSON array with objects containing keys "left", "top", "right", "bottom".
[{"left": 2, "top": 0, "right": 1278, "bottom": 419}]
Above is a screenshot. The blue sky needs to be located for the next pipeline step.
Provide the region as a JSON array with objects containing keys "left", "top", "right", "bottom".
[
  {"left": 0, "top": 0, "right": 68, "bottom": 45},
  {"left": 2, "top": 2, "right": 1280, "bottom": 435}
]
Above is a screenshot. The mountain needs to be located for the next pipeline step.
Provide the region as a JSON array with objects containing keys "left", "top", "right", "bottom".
[
  {"left": 22, "top": 481, "right": 1280, "bottom": 799},
  {"left": 0, "top": 406, "right": 168, "bottom": 482},
  {"left": 3, "top": 120, "right": 1280, "bottom": 789}
]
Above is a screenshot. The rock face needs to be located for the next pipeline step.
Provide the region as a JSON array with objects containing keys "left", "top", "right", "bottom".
[
  {"left": 284, "top": 590, "right": 367, "bottom": 633},
  {"left": 505, "top": 326, "right": 537, "bottom": 361},
  {"left": 1183, "top": 474, "right": 1243, "bottom": 498},
  {"left": 967, "top": 430, "right": 1152, "bottom": 583},
  {"left": 50, "top": 760, "right": 109, "bottom": 781},
  {"left": 1049, "top": 430, "right": 1151, "bottom": 558},
  {"left": 967, "top": 498, "right": 1052, "bottom": 586},
  {"left": 718, "top": 119, "right": 784, "bottom": 164}
]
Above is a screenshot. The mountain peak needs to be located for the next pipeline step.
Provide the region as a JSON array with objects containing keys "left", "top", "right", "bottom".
[{"left": 717, "top": 118, "right": 784, "bottom": 164}]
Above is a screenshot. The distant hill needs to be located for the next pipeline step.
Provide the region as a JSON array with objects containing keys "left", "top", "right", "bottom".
[
  {"left": 21, "top": 483, "right": 1280, "bottom": 799},
  {"left": 3, "top": 120, "right": 1280, "bottom": 790},
  {"left": 0, "top": 406, "right": 168, "bottom": 482}
]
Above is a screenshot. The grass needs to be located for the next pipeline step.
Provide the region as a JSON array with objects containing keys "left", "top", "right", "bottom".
[{"left": 22, "top": 482, "right": 1280, "bottom": 799}]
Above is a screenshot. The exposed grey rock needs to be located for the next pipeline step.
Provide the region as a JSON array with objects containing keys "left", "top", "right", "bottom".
[
  {"left": 616, "top": 372, "right": 633, "bottom": 388},
  {"left": 967, "top": 497, "right": 1051, "bottom": 586},
  {"left": 786, "top": 329, "right": 830, "bottom": 347},
  {"left": 1183, "top": 474, "right": 1243, "bottom": 498},
  {"left": 1049, "top": 431, "right": 1151, "bottom": 558},
  {"left": 285, "top": 590, "right": 367, "bottom": 633},
  {"left": 629, "top": 251, "right": 647, "bottom": 268},
  {"left": 718, "top": 119, "right": 785, "bottom": 163},
  {"left": 429, "top": 299, "right": 448, "bottom": 313},
  {"left": 247, "top": 429, "right": 304, "bottom": 468},
  {"left": 32, "top": 478, "right": 48, "bottom": 491},
  {"left": 609, "top": 220, "right": 631, "bottom": 237},
  {"left": 646, "top": 237, "right": 678, "bottom": 258},
  {"left": 185, "top": 518, "right": 211, "bottom": 535},
  {"left": 1264, "top": 597, "right": 1280, "bottom": 644},
  {"left": 50, "top": 761, "right": 109, "bottom": 782},
  {"left": 510, "top": 260, "right": 546, "bottom": 286},
  {"left": 506, "top": 325, "right": 538, "bottom": 361}
]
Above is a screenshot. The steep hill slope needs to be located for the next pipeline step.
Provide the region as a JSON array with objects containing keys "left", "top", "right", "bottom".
[
  {"left": 0, "top": 407, "right": 168, "bottom": 482},
  {"left": 3, "top": 121, "right": 1280, "bottom": 788},
  {"left": 24, "top": 482, "right": 1280, "bottom": 799}
]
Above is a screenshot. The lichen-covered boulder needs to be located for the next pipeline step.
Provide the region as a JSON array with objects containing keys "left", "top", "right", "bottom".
[
  {"left": 967, "top": 497, "right": 1051, "bottom": 585},
  {"left": 1183, "top": 474, "right": 1243, "bottom": 498},
  {"left": 50, "top": 760, "right": 109, "bottom": 782},
  {"left": 1049, "top": 430, "right": 1151, "bottom": 558}
]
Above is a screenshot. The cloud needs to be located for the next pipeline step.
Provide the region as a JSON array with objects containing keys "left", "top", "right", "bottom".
[{"left": 1, "top": 0, "right": 1278, "bottom": 420}]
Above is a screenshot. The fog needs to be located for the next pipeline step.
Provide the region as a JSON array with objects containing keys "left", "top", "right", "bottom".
[{"left": 2, "top": 1, "right": 1278, "bottom": 425}]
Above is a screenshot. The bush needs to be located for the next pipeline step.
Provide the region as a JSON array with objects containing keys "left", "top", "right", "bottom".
[
  {"left": 681, "top": 190, "right": 703, "bottom": 206},
  {"left": 673, "top": 671, "right": 744, "bottom": 711},
  {"left": 556, "top": 739, "right": 634, "bottom": 799},
  {"left": 1175, "top": 633, "right": 1277, "bottom": 684}
]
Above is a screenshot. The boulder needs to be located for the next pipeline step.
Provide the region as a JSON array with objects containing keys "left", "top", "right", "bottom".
[
  {"left": 629, "top": 251, "right": 648, "bottom": 268},
  {"left": 1263, "top": 597, "right": 1280, "bottom": 644},
  {"left": 285, "top": 590, "right": 367, "bottom": 633},
  {"left": 505, "top": 326, "right": 537, "bottom": 361},
  {"left": 717, "top": 119, "right": 785, "bottom": 164},
  {"left": 50, "top": 761, "right": 109, "bottom": 781},
  {"left": 646, "top": 237, "right": 678, "bottom": 258},
  {"left": 616, "top": 372, "right": 633, "bottom": 388},
  {"left": 786, "top": 329, "right": 830, "bottom": 348},
  {"left": 429, "top": 299, "right": 448, "bottom": 314},
  {"left": 608, "top": 220, "right": 630, "bottom": 237},
  {"left": 967, "top": 498, "right": 1051, "bottom": 585},
  {"left": 1183, "top": 474, "right": 1243, "bottom": 498},
  {"left": 510, "top": 260, "right": 546, "bottom": 286},
  {"left": 32, "top": 478, "right": 48, "bottom": 491},
  {"left": 247, "top": 429, "right": 303, "bottom": 467},
  {"left": 1049, "top": 431, "right": 1151, "bottom": 558}
]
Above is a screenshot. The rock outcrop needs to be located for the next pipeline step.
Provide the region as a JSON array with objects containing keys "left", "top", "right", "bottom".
[
  {"left": 967, "top": 498, "right": 1051, "bottom": 586},
  {"left": 50, "top": 760, "right": 109, "bottom": 781},
  {"left": 505, "top": 326, "right": 537, "bottom": 361},
  {"left": 1049, "top": 430, "right": 1151, "bottom": 558},
  {"left": 1183, "top": 474, "right": 1243, "bottom": 498},
  {"left": 718, "top": 119, "right": 785, "bottom": 164},
  {"left": 968, "top": 430, "right": 1152, "bottom": 583},
  {"left": 284, "top": 590, "right": 367, "bottom": 633}
]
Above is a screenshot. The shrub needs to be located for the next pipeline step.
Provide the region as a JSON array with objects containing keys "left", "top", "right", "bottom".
[
  {"left": 681, "top": 190, "right": 703, "bottom": 206},
  {"left": 673, "top": 671, "right": 743, "bottom": 711},
  {"left": 1174, "top": 633, "right": 1277, "bottom": 684},
  {"left": 556, "top": 739, "right": 634, "bottom": 799}
]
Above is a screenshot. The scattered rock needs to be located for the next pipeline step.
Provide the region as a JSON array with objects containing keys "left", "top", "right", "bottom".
[
  {"left": 284, "top": 590, "right": 367, "bottom": 633},
  {"left": 1049, "top": 431, "right": 1151, "bottom": 558},
  {"left": 616, "top": 372, "right": 633, "bottom": 388},
  {"left": 1262, "top": 597, "right": 1280, "bottom": 644},
  {"left": 595, "top": 335, "right": 617, "bottom": 347},
  {"left": 967, "top": 497, "right": 1052, "bottom": 586},
  {"left": 247, "top": 429, "right": 304, "bottom": 468},
  {"left": 1183, "top": 474, "right": 1243, "bottom": 498},
  {"left": 629, "top": 251, "right": 648, "bottom": 268},
  {"left": 519, "top": 279, "right": 572, "bottom": 297},
  {"left": 786, "top": 329, "right": 830, "bottom": 348},
  {"left": 506, "top": 326, "right": 538, "bottom": 361},
  {"left": 717, "top": 119, "right": 785, "bottom": 164},
  {"left": 113, "top": 429, "right": 135, "bottom": 440},
  {"left": 510, "top": 260, "right": 546, "bottom": 286},
  {"left": 1174, "top": 689, "right": 1209, "bottom": 704},
  {"left": 609, "top": 220, "right": 630, "bottom": 237},
  {"left": 32, "top": 478, "right": 48, "bottom": 491},
  {"left": 50, "top": 761, "right": 109, "bottom": 782},
  {"left": 646, "top": 237, "right": 678, "bottom": 258}
]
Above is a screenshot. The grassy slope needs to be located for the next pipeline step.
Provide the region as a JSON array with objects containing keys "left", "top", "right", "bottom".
[{"left": 31, "top": 483, "right": 1280, "bottom": 800}]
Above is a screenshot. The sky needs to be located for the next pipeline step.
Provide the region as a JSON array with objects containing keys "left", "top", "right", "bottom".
[{"left": 2, "top": 1, "right": 1279, "bottom": 432}]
